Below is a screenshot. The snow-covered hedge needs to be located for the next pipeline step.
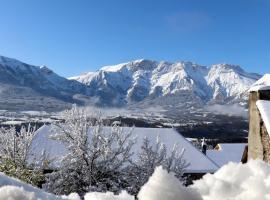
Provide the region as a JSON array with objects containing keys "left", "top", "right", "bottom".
[{"left": 1, "top": 159, "right": 270, "bottom": 200}]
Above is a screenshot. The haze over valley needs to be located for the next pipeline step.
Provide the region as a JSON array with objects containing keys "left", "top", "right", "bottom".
[{"left": 0, "top": 55, "right": 260, "bottom": 140}]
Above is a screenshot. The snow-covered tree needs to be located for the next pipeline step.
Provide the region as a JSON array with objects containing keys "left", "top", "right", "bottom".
[
  {"left": 0, "top": 125, "right": 36, "bottom": 168},
  {"left": 44, "top": 106, "right": 136, "bottom": 196},
  {"left": 0, "top": 124, "right": 45, "bottom": 186},
  {"left": 125, "top": 136, "right": 189, "bottom": 195}
]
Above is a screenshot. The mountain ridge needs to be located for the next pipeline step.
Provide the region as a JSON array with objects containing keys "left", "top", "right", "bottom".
[
  {"left": 0, "top": 55, "right": 92, "bottom": 111},
  {"left": 0, "top": 55, "right": 262, "bottom": 111},
  {"left": 70, "top": 59, "right": 261, "bottom": 106}
]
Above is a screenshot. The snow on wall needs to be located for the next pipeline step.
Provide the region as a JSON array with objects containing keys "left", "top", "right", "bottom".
[
  {"left": 256, "top": 100, "right": 270, "bottom": 135},
  {"left": 30, "top": 125, "right": 218, "bottom": 173},
  {"left": 249, "top": 74, "right": 270, "bottom": 92}
]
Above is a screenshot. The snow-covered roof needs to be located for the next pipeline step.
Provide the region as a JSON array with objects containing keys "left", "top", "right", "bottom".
[
  {"left": 30, "top": 125, "right": 218, "bottom": 173},
  {"left": 249, "top": 74, "right": 270, "bottom": 92},
  {"left": 206, "top": 143, "right": 246, "bottom": 167},
  {"left": 256, "top": 100, "right": 270, "bottom": 134}
]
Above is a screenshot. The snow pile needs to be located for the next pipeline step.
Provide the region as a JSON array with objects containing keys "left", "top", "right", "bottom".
[
  {"left": 3, "top": 160, "right": 270, "bottom": 200},
  {"left": 257, "top": 100, "right": 270, "bottom": 135},
  {"left": 192, "top": 159, "right": 270, "bottom": 200},
  {"left": 62, "top": 193, "right": 80, "bottom": 200},
  {"left": 0, "top": 172, "right": 75, "bottom": 200},
  {"left": 138, "top": 166, "right": 202, "bottom": 200},
  {"left": 249, "top": 74, "right": 270, "bottom": 91},
  {"left": 139, "top": 160, "right": 270, "bottom": 200},
  {"left": 84, "top": 191, "right": 134, "bottom": 200},
  {"left": 0, "top": 186, "right": 36, "bottom": 200}
]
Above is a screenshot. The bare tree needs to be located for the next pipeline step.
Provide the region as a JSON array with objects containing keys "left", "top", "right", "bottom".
[
  {"left": 125, "top": 136, "right": 189, "bottom": 195},
  {"left": 44, "top": 106, "right": 136, "bottom": 196},
  {"left": 0, "top": 124, "right": 45, "bottom": 186}
]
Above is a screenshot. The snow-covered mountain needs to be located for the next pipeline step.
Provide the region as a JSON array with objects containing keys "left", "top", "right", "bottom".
[
  {"left": 70, "top": 59, "right": 261, "bottom": 106},
  {"left": 0, "top": 55, "right": 91, "bottom": 111},
  {"left": 0, "top": 55, "right": 262, "bottom": 111}
]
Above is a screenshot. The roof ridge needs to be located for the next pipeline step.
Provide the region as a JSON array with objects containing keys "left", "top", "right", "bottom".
[{"left": 171, "top": 128, "right": 220, "bottom": 169}]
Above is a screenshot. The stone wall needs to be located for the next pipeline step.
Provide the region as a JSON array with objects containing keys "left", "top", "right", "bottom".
[
  {"left": 261, "top": 121, "right": 270, "bottom": 163},
  {"left": 248, "top": 91, "right": 264, "bottom": 160},
  {"left": 248, "top": 90, "right": 270, "bottom": 162}
]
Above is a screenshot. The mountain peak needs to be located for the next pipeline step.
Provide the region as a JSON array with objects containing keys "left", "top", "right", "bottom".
[
  {"left": 211, "top": 63, "right": 244, "bottom": 73},
  {"left": 0, "top": 55, "right": 262, "bottom": 109},
  {"left": 71, "top": 59, "right": 261, "bottom": 106},
  {"left": 40, "top": 65, "right": 54, "bottom": 75},
  {"left": 0, "top": 55, "right": 28, "bottom": 69},
  {"left": 100, "top": 59, "right": 157, "bottom": 72}
]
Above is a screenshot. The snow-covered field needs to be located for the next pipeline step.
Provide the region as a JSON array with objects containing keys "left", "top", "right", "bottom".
[{"left": 1, "top": 159, "right": 270, "bottom": 200}]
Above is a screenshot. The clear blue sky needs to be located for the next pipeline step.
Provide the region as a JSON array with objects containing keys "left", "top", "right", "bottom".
[{"left": 0, "top": 0, "right": 269, "bottom": 77}]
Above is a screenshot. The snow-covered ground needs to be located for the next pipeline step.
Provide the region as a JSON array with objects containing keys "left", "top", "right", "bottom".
[
  {"left": 0, "top": 172, "right": 79, "bottom": 200},
  {"left": 1, "top": 159, "right": 270, "bottom": 200}
]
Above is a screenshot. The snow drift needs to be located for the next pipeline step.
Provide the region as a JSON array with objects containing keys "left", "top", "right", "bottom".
[
  {"left": 138, "top": 166, "right": 202, "bottom": 200},
  {"left": 1, "top": 160, "right": 270, "bottom": 200},
  {"left": 192, "top": 159, "right": 270, "bottom": 200},
  {"left": 84, "top": 191, "right": 134, "bottom": 200},
  {"left": 0, "top": 172, "right": 78, "bottom": 200}
]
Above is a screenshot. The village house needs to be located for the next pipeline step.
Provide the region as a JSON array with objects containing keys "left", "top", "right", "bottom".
[
  {"left": 248, "top": 74, "right": 270, "bottom": 162},
  {"left": 30, "top": 125, "right": 219, "bottom": 176},
  {"left": 206, "top": 143, "right": 247, "bottom": 167}
]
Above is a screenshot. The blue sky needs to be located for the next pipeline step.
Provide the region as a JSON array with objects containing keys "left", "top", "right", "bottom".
[{"left": 0, "top": 0, "right": 269, "bottom": 77}]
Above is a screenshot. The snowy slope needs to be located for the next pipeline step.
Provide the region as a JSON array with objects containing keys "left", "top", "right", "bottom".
[
  {"left": 0, "top": 55, "right": 92, "bottom": 111},
  {"left": 0, "top": 55, "right": 90, "bottom": 96},
  {"left": 207, "top": 64, "right": 261, "bottom": 102},
  {"left": 71, "top": 60, "right": 261, "bottom": 106}
]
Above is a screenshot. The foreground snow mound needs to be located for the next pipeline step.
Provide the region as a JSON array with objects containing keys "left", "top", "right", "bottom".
[
  {"left": 84, "top": 191, "right": 134, "bottom": 200},
  {"left": 0, "top": 172, "right": 75, "bottom": 200},
  {"left": 0, "top": 186, "right": 36, "bottom": 200},
  {"left": 138, "top": 166, "right": 202, "bottom": 200},
  {"left": 192, "top": 159, "right": 270, "bottom": 200},
  {"left": 2, "top": 160, "right": 270, "bottom": 200}
]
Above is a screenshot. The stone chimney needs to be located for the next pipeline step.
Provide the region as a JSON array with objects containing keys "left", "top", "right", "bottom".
[
  {"left": 248, "top": 74, "right": 270, "bottom": 161},
  {"left": 201, "top": 138, "right": 207, "bottom": 155}
]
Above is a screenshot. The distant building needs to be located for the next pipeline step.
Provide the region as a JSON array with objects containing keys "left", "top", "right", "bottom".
[
  {"left": 248, "top": 74, "right": 270, "bottom": 162},
  {"left": 206, "top": 143, "right": 247, "bottom": 167},
  {"left": 30, "top": 125, "right": 219, "bottom": 174}
]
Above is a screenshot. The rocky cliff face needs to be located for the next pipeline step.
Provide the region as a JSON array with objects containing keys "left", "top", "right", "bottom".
[{"left": 71, "top": 59, "right": 261, "bottom": 106}]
